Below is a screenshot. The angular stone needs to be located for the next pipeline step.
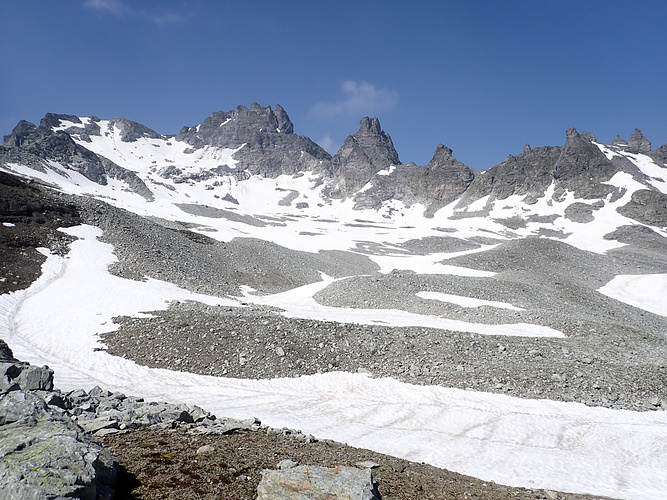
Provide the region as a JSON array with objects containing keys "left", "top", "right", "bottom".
[
  {"left": 257, "top": 464, "right": 380, "bottom": 500},
  {"left": 17, "top": 365, "right": 54, "bottom": 391},
  {"left": 277, "top": 459, "right": 300, "bottom": 470},
  {"left": 0, "top": 392, "right": 117, "bottom": 498},
  {"left": 78, "top": 417, "right": 120, "bottom": 434},
  {"left": 196, "top": 444, "right": 215, "bottom": 455}
]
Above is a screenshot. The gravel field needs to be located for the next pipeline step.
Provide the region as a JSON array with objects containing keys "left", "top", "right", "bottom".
[{"left": 85, "top": 194, "right": 666, "bottom": 414}]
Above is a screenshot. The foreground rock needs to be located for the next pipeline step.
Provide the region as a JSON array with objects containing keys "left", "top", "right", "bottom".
[
  {"left": 257, "top": 461, "right": 380, "bottom": 499},
  {"left": 0, "top": 391, "right": 116, "bottom": 499}
]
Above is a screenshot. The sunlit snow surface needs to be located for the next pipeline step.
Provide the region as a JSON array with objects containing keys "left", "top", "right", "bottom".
[
  {"left": 1, "top": 226, "right": 667, "bottom": 500},
  {"left": 599, "top": 273, "right": 667, "bottom": 318}
]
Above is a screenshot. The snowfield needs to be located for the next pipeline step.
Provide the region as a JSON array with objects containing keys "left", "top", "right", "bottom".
[{"left": 1, "top": 225, "right": 666, "bottom": 500}]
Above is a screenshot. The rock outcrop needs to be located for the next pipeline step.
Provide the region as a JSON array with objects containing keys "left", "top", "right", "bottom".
[
  {"left": 422, "top": 144, "right": 475, "bottom": 212},
  {"left": 1, "top": 115, "right": 154, "bottom": 200},
  {"left": 350, "top": 143, "right": 475, "bottom": 216},
  {"left": 627, "top": 128, "right": 651, "bottom": 154},
  {"left": 648, "top": 143, "right": 667, "bottom": 166},
  {"left": 457, "top": 127, "right": 619, "bottom": 209},
  {"left": 552, "top": 127, "right": 619, "bottom": 198},
  {"left": 176, "top": 103, "right": 331, "bottom": 177},
  {"left": 612, "top": 135, "right": 628, "bottom": 148},
  {"left": 0, "top": 390, "right": 117, "bottom": 499},
  {"left": 330, "top": 117, "right": 400, "bottom": 196},
  {"left": 616, "top": 189, "right": 667, "bottom": 227}
]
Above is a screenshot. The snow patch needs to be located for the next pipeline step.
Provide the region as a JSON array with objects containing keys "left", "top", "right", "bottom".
[
  {"left": 599, "top": 273, "right": 667, "bottom": 318},
  {"left": 417, "top": 291, "right": 524, "bottom": 311}
]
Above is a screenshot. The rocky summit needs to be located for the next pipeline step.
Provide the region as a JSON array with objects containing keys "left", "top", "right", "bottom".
[{"left": 0, "top": 103, "right": 666, "bottom": 499}]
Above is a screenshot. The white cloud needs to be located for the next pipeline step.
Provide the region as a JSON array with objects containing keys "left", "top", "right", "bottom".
[
  {"left": 317, "top": 134, "right": 338, "bottom": 154},
  {"left": 310, "top": 80, "right": 398, "bottom": 118},
  {"left": 84, "top": 0, "right": 127, "bottom": 15},
  {"left": 83, "top": 0, "right": 187, "bottom": 25}
]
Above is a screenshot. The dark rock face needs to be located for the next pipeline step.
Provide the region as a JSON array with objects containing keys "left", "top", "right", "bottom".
[
  {"left": 3, "top": 120, "right": 108, "bottom": 183},
  {"left": 330, "top": 117, "right": 400, "bottom": 196},
  {"left": 617, "top": 189, "right": 667, "bottom": 227},
  {"left": 0, "top": 340, "right": 17, "bottom": 363},
  {"left": 458, "top": 128, "right": 619, "bottom": 208},
  {"left": 350, "top": 143, "right": 475, "bottom": 216},
  {"left": 627, "top": 128, "right": 651, "bottom": 154},
  {"left": 648, "top": 143, "right": 667, "bottom": 166},
  {"left": 175, "top": 103, "right": 331, "bottom": 178},
  {"left": 110, "top": 117, "right": 162, "bottom": 142},
  {"left": 424, "top": 144, "right": 475, "bottom": 206},
  {"left": 458, "top": 145, "right": 561, "bottom": 205},
  {"left": 612, "top": 135, "right": 628, "bottom": 147},
  {"left": 552, "top": 128, "right": 619, "bottom": 198}
]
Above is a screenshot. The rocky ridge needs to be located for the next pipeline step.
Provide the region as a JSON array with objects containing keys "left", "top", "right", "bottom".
[
  {"left": 3, "top": 105, "right": 667, "bottom": 222},
  {"left": 175, "top": 103, "right": 332, "bottom": 178}
]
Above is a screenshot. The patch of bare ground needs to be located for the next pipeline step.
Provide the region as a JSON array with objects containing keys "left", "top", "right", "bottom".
[{"left": 103, "top": 428, "right": 612, "bottom": 500}]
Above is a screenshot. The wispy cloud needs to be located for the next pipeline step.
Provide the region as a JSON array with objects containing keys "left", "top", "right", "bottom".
[
  {"left": 317, "top": 134, "right": 338, "bottom": 154},
  {"left": 310, "top": 80, "right": 398, "bottom": 118},
  {"left": 84, "top": 0, "right": 128, "bottom": 15},
  {"left": 83, "top": 0, "right": 188, "bottom": 25}
]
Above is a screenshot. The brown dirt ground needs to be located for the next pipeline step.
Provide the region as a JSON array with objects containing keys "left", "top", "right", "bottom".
[{"left": 102, "top": 427, "right": 611, "bottom": 500}]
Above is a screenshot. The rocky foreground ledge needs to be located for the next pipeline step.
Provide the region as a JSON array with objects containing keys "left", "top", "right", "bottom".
[
  {"left": 0, "top": 339, "right": 611, "bottom": 500},
  {"left": 0, "top": 339, "right": 342, "bottom": 499}
]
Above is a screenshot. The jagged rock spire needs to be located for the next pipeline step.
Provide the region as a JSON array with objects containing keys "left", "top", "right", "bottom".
[
  {"left": 628, "top": 128, "right": 651, "bottom": 153},
  {"left": 331, "top": 117, "right": 399, "bottom": 195},
  {"left": 612, "top": 135, "right": 628, "bottom": 147}
]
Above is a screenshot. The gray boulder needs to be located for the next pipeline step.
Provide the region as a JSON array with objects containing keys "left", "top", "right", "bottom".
[
  {"left": 0, "top": 361, "right": 53, "bottom": 393},
  {"left": 0, "top": 391, "right": 116, "bottom": 499},
  {"left": 257, "top": 464, "right": 380, "bottom": 500}
]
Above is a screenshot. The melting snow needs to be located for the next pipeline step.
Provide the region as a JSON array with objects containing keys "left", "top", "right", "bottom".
[
  {"left": 599, "top": 273, "right": 667, "bottom": 318},
  {"left": 417, "top": 291, "right": 524, "bottom": 311}
]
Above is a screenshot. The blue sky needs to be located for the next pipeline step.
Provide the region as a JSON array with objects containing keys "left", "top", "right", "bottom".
[{"left": 2, "top": 1, "right": 666, "bottom": 169}]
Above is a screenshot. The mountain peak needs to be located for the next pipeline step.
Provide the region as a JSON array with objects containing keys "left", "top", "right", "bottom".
[
  {"left": 330, "top": 117, "right": 400, "bottom": 195},
  {"left": 359, "top": 116, "right": 382, "bottom": 136},
  {"left": 612, "top": 135, "right": 628, "bottom": 147},
  {"left": 628, "top": 128, "right": 651, "bottom": 153},
  {"left": 110, "top": 117, "right": 161, "bottom": 143},
  {"left": 428, "top": 144, "right": 454, "bottom": 166}
]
